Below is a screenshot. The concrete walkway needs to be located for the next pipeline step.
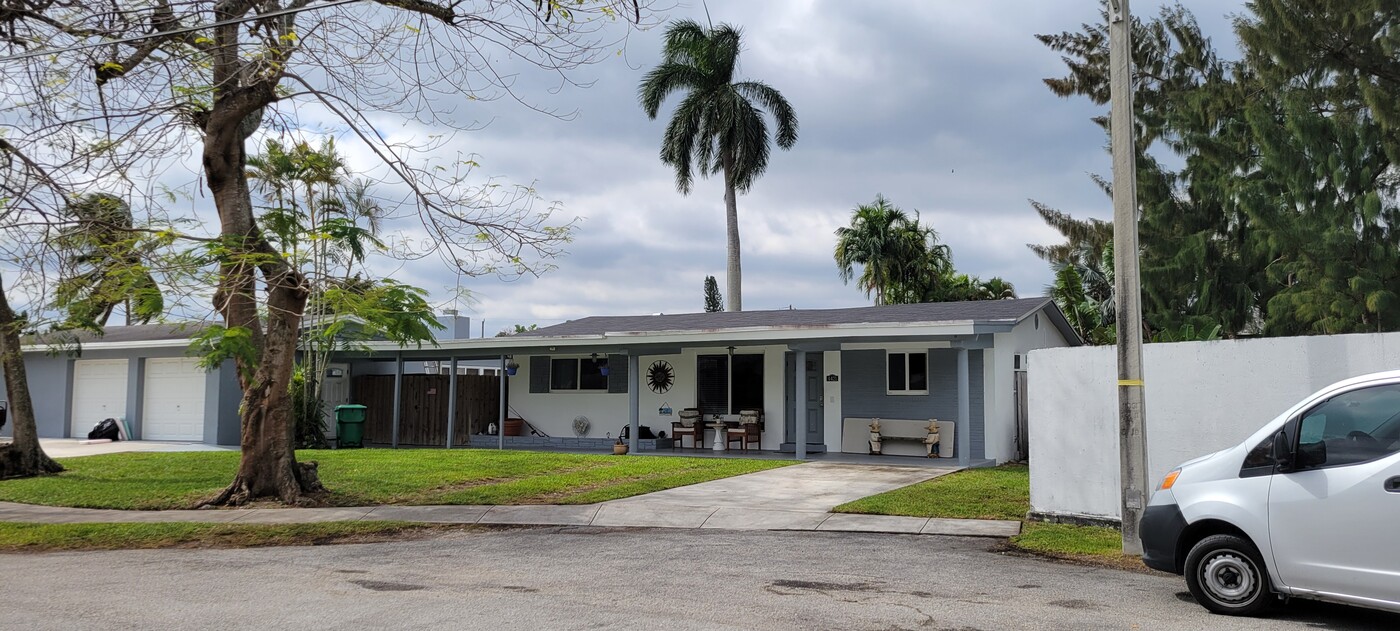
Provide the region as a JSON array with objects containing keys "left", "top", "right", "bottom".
[{"left": 0, "top": 462, "right": 1022, "bottom": 538}]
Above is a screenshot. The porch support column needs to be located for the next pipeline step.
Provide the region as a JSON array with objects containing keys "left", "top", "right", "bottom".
[
  {"left": 445, "top": 357, "right": 458, "bottom": 449},
  {"left": 391, "top": 353, "right": 404, "bottom": 449},
  {"left": 499, "top": 354, "right": 507, "bottom": 450},
  {"left": 957, "top": 347, "right": 970, "bottom": 467},
  {"left": 794, "top": 350, "right": 807, "bottom": 460},
  {"left": 628, "top": 353, "right": 640, "bottom": 454}
]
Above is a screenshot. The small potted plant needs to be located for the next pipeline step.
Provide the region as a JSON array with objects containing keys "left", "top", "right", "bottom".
[
  {"left": 505, "top": 360, "right": 519, "bottom": 376},
  {"left": 613, "top": 435, "right": 629, "bottom": 455}
]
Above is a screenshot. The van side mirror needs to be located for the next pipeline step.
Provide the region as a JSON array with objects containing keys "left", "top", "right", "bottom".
[{"left": 1272, "top": 432, "right": 1294, "bottom": 472}]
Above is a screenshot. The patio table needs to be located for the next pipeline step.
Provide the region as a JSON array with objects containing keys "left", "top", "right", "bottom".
[{"left": 707, "top": 422, "right": 729, "bottom": 451}]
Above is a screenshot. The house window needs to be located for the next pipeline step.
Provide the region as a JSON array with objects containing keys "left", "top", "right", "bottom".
[
  {"left": 550, "top": 357, "right": 608, "bottom": 391},
  {"left": 887, "top": 352, "right": 928, "bottom": 394},
  {"left": 697, "top": 354, "right": 764, "bottom": 415}
]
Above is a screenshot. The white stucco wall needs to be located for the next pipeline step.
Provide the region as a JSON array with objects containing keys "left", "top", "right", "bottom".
[
  {"left": 1028, "top": 331, "right": 1400, "bottom": 521},
  {"left": 506, "top": 346, "right": 791, "bottom": 450}
]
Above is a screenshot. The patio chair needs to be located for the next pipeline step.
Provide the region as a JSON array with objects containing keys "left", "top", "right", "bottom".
[
  {"left": 672, "top": 408, "right": 703, "bottom": 450},
  {"left": 726, "top": 410, "right": 762, "bottom": 452}
]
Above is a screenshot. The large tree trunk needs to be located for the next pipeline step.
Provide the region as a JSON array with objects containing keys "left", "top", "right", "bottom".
[
  {"left": 197, "top": 31, "right": 321, "bottom": 503},
  {"left": 199, "top": 131, "right": 322, "bottom": 506},
  {"left": 722, "top": 154, "right": 742, "bottom": 312},
  {"left": 0, "top": 274, "right": 63, "bottom": 479}
]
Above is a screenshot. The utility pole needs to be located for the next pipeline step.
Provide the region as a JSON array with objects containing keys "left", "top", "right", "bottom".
[{"left": 1109, "top": 0, "right": 1149, "bottom": 557}]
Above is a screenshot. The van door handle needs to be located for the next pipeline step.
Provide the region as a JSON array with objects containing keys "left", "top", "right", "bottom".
[{"left": 1387, "top": 477, "right": 1400, "bottom": 493}]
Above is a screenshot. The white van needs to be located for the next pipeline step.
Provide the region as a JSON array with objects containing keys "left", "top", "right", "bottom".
[{"left": 1140, "top": 370, "right": 1400, "bottom": 616}]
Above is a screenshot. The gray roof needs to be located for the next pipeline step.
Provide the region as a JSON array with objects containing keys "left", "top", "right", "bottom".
[
  {"left": 521, "top": 298, "right": 1073, "bottom": 339},
  {"left": 26, "top": 323, "right": 207, "bottom": 346}
]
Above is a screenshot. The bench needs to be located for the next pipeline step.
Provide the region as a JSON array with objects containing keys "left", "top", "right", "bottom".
[{"left": 841, "top": 417, "right": 955, "bottom": 458}]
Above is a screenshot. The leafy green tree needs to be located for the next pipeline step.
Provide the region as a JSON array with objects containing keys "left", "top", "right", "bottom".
[
  {"left": 1236, "top": 0, "right": 1400, "bottom": 334},
  {"left": 1033, "top": 1, "right": 1400, "bottom": 340},
  {"left": 835, "top": 195, "right": 1011, "bottom": 304},
  {"left": 834, "top": 195, "right": 944, "bottom": 305},
  {"left": 2, "top": 1, "right": 642, "bottom": 503},
  {"left": 50, "top": 193, "right": 165, "bottom": 328},
  {"left": 640, "top": 19, "right": 798, "bottom": 312},
  {"left": 703, "top": 275, "right": 723, "bottom": 312},
  {"left": 495, "top": 324, "right": 540, "bottom": 337},
  {"left": 977, "top": 277, "right": 1017, "bottom": 300}
]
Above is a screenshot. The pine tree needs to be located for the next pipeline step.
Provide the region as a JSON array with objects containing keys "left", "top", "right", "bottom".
[{"left": 703, "top": 275, "right": 724, "bottom": 312}]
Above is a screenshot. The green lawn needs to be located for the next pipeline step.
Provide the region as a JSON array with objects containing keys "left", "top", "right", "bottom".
[
  {"left": 833, "top": 464, "right": 1029, "bottom": 520},
  {"left": 0, "top": 449, "right": 793, "bottom": 510},
  {"left": 833, "top": 464, "right": 1135, "bottom": 565},
  {"left": 0, "top": 520, "right": 445, "bottom": 552}
]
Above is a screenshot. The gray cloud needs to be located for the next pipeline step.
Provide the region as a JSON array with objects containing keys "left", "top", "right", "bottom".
[{"left": 11, "top": 0, "right": 1244, "bottom": 335}]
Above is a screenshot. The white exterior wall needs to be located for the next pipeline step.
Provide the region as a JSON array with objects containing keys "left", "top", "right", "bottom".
[
  {"left": 1028, "top": 331, "right": 1400, "bottom": 521},
  {"left": 986, "top": 312, "right": 1072, "bottom": 462},
  {"left": 507, "top": 346, "right": 791, "bottom": 450},
  {"left": 822, "top": 350, "right": 843, "bottom": 451}
]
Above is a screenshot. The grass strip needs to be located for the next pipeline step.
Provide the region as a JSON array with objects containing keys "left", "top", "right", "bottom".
[
  {"left": 0, "top": 520, "right": 447, "bottom": 552},
  {"left": 1009, "top": 522, "right": 1145, "bottom": 570},
  {"left": 0, "top": 449, "right": 793, "bottom": 510}
]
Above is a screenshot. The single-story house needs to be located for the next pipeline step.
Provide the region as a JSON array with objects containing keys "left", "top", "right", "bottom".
[
  {"left": 1, "top": 313, "right": 480, "bottom": 445},
  {"left": 343, "top": 298, "right": 1080, "bottom": 465},
  {"left": 5, "top": 299, "right": 1080, "bottom": 463}
]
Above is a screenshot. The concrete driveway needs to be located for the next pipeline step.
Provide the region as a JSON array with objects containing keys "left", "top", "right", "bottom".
[
  {"left": 37, "top": 438, "right": 235, "bottom": 458},
  {"left": 591, "top": 461, "right": 962, "bottom": 532},
  {"left": 607, "top": 461, "right": 956, "bottom": 512}
]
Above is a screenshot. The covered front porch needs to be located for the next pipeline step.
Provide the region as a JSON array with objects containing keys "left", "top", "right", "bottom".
[{"left": 335, "top": 332, "right": 994, "bottom": 468}]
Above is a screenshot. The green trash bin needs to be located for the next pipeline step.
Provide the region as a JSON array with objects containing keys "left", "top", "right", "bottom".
[{"left": 335, "top": 404, "right": 367, "bottom": 448}]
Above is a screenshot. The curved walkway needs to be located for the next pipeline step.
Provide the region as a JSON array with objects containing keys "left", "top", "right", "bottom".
[{"left": 0, "top": 462, "right": 1022, "bottom": 538}]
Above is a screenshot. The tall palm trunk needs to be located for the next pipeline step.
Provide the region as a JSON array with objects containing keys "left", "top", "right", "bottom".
[
  {"left": 0, "top": 274, "right": 63, "bottom": 479},
  {"left": 723, "top": 153, "right": 742, "bottom": 312}
]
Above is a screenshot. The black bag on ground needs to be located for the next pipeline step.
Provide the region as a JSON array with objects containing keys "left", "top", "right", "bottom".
[
  {"left": 619, "top": 425, "right": 658, "bottom": 440},
  {"left": 88, "top": 418, "right": 120, "bottom": 441}
]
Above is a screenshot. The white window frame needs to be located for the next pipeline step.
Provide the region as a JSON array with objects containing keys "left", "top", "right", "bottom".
[{"left": 886, "top": 351, "right": 929, "bottom": 395}]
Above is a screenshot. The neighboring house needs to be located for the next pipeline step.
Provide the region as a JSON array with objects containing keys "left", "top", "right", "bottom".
[
  {"left": 2, "top": 324, "right": 243, "bottom": 444},
  {"left": 343, "top": 298, "right": 1080, "bottom": 465},
  {"left": 0, "top": 312, "right": 481, "bottom": 446}
]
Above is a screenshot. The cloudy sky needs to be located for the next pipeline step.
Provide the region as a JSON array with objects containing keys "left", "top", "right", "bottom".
[
  {"left": 8, "top": 0, "right": 1245, "bottom": 335},
  {"left": 386, "top": 0, "right": 1240, "bottom": 335}
]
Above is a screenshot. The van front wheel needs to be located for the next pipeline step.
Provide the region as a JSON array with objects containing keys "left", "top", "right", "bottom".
[{"left": 1184, "top": 534, "right": 1274, "bottom": 616}]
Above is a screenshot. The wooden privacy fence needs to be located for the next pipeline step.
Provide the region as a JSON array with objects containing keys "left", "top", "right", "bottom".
[{"left": 353, "top": 374, "right": 500, "bottom": 446}]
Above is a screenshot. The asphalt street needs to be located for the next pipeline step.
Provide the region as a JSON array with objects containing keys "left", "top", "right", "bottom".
[{"left": 5, "top": 527, "right": 1397, "bottom": 630}]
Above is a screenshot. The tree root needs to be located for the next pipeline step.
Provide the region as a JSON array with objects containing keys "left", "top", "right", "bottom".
[
  {"left": 199, "top": 460, "right": 327, "bottom": 508},
  {"left": 0, "top": 443, "right": 64, "bottom": 480}
]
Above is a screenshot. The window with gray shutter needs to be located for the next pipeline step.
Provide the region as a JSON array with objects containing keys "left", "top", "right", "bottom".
[{"left": 529, "top": 356, "right": 550, "bottom": 393}]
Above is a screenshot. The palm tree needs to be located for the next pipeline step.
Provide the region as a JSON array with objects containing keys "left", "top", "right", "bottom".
[
  {"left": 978, "top": 277, "right": 1017, "bottom": 300},
  {"left": 639, "top": 19, "right": 798, "bottom": 312},
  {"left": 51, "top": 193, "right": 164, "bottom": 328},
  {"left": 835, "top": 195, "right": 953, "bottom": 305}
]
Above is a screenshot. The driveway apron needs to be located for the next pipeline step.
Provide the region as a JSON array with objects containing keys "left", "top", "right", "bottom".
[{"left": 605, "top": 461, "right": 957, "bottom": 512}]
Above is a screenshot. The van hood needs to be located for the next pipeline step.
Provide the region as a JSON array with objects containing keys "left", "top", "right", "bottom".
[{"left": 1179, "top": 449, "right": 1226, "bottom": 470}]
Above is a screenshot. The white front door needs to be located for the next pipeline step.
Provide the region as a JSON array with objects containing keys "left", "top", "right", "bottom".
[
  {"left": 71, "top": 359, "right": 129, "bottom": 437},
  {"left": 141, "top": 357, "right": 207, "bottom": 441},
  {"left": 1268, "top": 382, "right": 1400, "bottom": 604},
  {"left": 321, "top": 363, "right": 350, "bottom": 438}
]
